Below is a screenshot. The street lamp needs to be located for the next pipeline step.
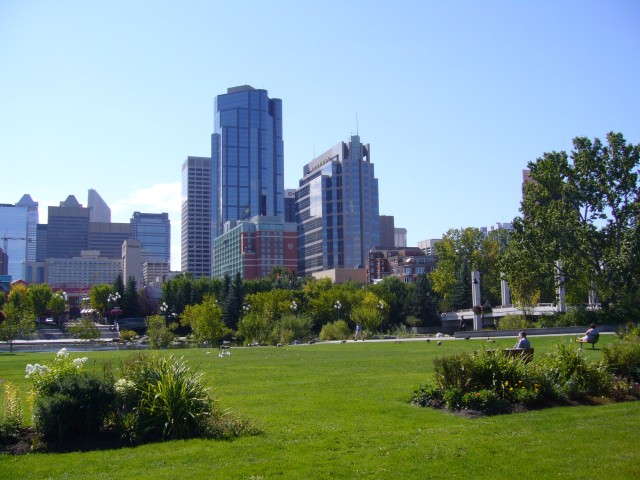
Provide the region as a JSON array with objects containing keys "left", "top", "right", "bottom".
[
  {"left": 108, "top": 292, "right": 121, "bottom": 326},
  {"left": 243, "top": 303, "right": 251, "bottom": 315},
  {"left": 290, "top": 301, "right": 298, "bottom": 315},
  {"left": 334, "top": 300, "right": 342, "bottom": 320}
]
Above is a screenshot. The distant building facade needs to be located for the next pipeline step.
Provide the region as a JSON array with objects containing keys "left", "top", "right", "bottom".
[
  {"left": 296, "top": 135, "right": 380, "bottom": 276},
  {"left": 284, "top": 189, "right": 297, "bottom": 223},
  {"left": 417, "top": 238, "right": 441, "bottom": 256},
  {"left": 181, "top": 156, "right": 212, "bottom": 277},
  {"left": 45, "top": 251, "right": 121, "bottom": 289},
  {"left": 88, "top": 222, "right": 131, "bottom": 259},
  {"left": 46, "top": 195, "right": 90, "bottom": 259},
  {"left": 394, "top": 227, "right": 407, "bottom": 248},
  {"left": 212, "top": 216, "right": 297, "bottom": 280},
  {"left": 379, "top": 215, "right": 395, "bottom": 248},
  {"left": 88, "top": 189, "right": 111, "bottom": 223},
  {"left": 131, "top": 212, "right": 170, "bottom": 263},
  {"left": 367, "top": 247, "right": 437, "bottom": 284}
]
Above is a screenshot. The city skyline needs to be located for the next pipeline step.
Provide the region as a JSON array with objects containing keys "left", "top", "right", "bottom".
[{"left": 2, "top": 1, "right": 639, "bottom": 272}]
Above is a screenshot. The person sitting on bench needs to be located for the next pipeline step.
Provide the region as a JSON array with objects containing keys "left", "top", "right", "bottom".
[
  {"left": 578, "top": 324, "right": 599, "bottom": 343},
  {"left": 514, "top": 331, "right": 531, "bottom": 349}
]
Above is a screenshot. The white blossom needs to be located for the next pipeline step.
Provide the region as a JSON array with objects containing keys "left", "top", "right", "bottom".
[{"left": 56, "top": 348, "right": 69, "bottom": 358}]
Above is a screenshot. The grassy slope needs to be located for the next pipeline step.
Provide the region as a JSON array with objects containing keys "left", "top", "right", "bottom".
[{"left": 1, "top": 335, "right": 638, "bottom": 480}]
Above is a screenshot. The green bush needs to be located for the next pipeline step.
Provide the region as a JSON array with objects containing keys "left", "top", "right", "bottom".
[
  {"left": 410, "top": 383, "right": 443, "bottom": 407},
  {"left": 120, "top": 354, "right": 212, "bottom": 441},
  {"left": 443, "top": 388, "right": 464, "bottom": 410},
  {"left": 271, "top": 314, "right": 313, "bottom": 345},
  {"left": 119, "top": 329, "right": 137, "bottom": 342},
  {"left": 146, "top": 315, "right": 175, "bottom": 349},
  {"left": 319, "top": 320, "right": 350, "bottom": 341},
  {"left": 561, "top": 307, "right": 600, "bottom": 327},
  {"left": 496, "top": 314, "right": 529, "bottom": 330},
  {"left": 538, "top": 343, "right": 612, "bottom": 400},
  {"left": 461, "top": 389, "right": 509, "bottom": 414},
  {"left": 603, "top": 335, "right": 640, "bottom": 382},
  {"left": 33, "top": 373, "right": 115, "bottom": 444},
  {"left": 0, "top": 382, "right": 23, "bottom": 442},
  {"left": 68, "top": 318, "right": 101, "bottom": 340}
]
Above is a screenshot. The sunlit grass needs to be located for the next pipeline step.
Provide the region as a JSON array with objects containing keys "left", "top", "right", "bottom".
[{"left": 1, "top": 334, "right": 638, "bottom": 479}]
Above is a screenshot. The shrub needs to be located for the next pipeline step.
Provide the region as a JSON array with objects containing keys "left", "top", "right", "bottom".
[
  {"left": 271, "top": 314, "right": 313, "bottom": 345},
  {"left": 146, "top": 315, "right": 175, "bottom": 349},
  {"left": 319, "top": 320, "right": 350, "bottom": 341},
  {"left": 33, "top": 373, "right": 115, "bottom": 444},
  {"left": 119, "top": 329, "right": 137, "bottom": 342},
  {"left": 120, "top": 354, "right": 212, "bottom": 441},
  {"left": 603, "top": 334, "right": 640, "bottom": 382},
  {"left": 410, "top": 383, "right": 443, "bottom": 407},
  {"left": 68, "top": 318, "right": 101, "bottom": 340},
  {"left": 433, "top": 353, "right": 475, "bottom": 391},
  {"left": 496, "top": 314, "right": 529, "bottom": 330},
  {"left": 0, "top": 381, "right": 23, "bottom": 442},
  {"left": 461, "top": 389, "right": 509, "bottom": 414},
  {"left": 538, "top": 343, "right": 612, "bottom": 400},
  {"left": 203, "top": 409, "right": 261, "bottom": 440},
  {"left": 443, "top": 388, "right": 464, "bottom": 410}
]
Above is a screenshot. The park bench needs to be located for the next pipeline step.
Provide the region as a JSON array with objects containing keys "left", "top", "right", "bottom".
[
  {"left": 576, "top": 332, "right": 599, "bottom": 350},
  {"left": 488, "top": 348, "right": 534, "bottom": 363}
]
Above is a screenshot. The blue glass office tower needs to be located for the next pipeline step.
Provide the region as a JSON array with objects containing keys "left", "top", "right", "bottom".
[
  {"left": 297, "top": 135, "right": 380, "bottom": 276},
  {"left": 131, "top": 212, "right": 170, "bottom": 263},
  {"left": 211, "top": 85, "right": 284, "bottom": 237}
]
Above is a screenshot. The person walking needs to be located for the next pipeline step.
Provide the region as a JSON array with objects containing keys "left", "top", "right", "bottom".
[{"left": 355, "top": 323, "right": 363, "bottom": 341}]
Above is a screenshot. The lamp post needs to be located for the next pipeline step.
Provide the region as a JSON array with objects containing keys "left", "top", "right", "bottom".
[
  {"left": 290, "top": 301, "right": 298, "bottom": 316},
  {"left": 108, "top": 292, "right": 121, "bottom": 326},
  {"left": 243, "top": 303, "right": 251, "bottom": 315},
  {"left": 334, "top": 300, "right": 342, "bottom": 321}
]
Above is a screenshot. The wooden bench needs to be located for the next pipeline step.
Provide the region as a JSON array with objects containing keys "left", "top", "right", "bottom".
[
  {"left": 487, "top": 348, "right": 534, "bottom": 363},
  {"left": 577, "top": 332, "right": 599, "bottom": 350}
]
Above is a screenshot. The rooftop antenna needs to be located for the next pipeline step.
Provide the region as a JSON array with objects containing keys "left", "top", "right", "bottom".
[{"left": 356, "top": 112, "right": 359, "bottom": 136}]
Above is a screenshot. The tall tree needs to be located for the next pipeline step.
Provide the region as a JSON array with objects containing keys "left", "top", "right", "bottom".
[
  {"left": 25, "top": 284, "right": 54, "bottom": 321},
  {"left": 181, "top": 295, "right": 230, "bottom": 346},
  {"left": 123, "top": 277, "right": 139, "bottom": 317},
  {"left": 408, "top": 274, "right": 440, "bottom": 326},
  {"left": 503, "top": 132, "right": 640, "bottom": 316},
  {"left": 0, "top": 284, "right": 35, "bottom": 352}
]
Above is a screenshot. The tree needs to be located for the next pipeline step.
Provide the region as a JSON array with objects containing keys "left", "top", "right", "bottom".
[
  {"left": 123, "top": 277, "right": 139, "bottom": 317},
  {"left": 369, "top": 276, "right": 410, "bottom": 325},
  {"left": 48, "top": 291, "right": 67, "bottom": 322},
  {"left": 350, "top": 292, "right": 385, "bottom": 335},
  {"left": 146, "top": 314, "right": 175, "bottom": 349},
  {"left": 89, "top": 284, "right": 113, "bottom": 319},
  {"left": 221, "top": 272, "right": 244, "bottom": 330},
  {"left": 68, "top": 318, "right": 101, "bottom": 341},
  {"left": 25, "top": 284, "right": 53, "bottom": 321},
  {"left": 0, "top": 284, "right": 36, "bottom": 352},
  {"left": 504, "top": 132, "right": 640, "bottom": 318},
  {"left": 180, "top": 295, "right": 229, "bottom": 346},
  {"left": 408, "top": 274, "right": 440, "bottom": 326}
]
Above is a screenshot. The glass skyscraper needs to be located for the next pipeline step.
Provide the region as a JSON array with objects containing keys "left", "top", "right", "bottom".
[
  {"left": 297, "top": 135, "right": 380, "bottom": 276},
  {"left": 211, "top": 85, "right": 284, "bottom": 237},
  {"left": 181, "top": 156, "right": 212, "bottom": 277}
]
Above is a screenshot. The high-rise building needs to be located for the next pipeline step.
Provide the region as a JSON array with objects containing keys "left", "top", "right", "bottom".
[
  {"left": 297, "top": 135, "right": 380, "bottom": 276},
  {"left": 211, "top": 85, "right": 284, "bottom": 237},
  {"left": 417, "top": 239, "right": 441, "bottom": 256},
  {"left": 88, "top": 222, "right": 131, "bottom": 258},
  {"left": 46, "top": 195, "right": 90, "bottom": 259},
  {"left": 0, "top": 197, "right": 34, "bottom": 281},
  {"left": 88, "top": 189, "right": 111, "bottom": 223},
  {"left": 181, "top": 156, "right": 212, "bottom": 277},
  {"left": 131, "top": 212, "right": 170, "bottom": 263},
  {"left": 379, "top": 215, "right": 395, "bottom": 248}
]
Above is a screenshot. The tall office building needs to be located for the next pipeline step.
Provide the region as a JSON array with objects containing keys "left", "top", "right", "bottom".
[
  {"left": 211, "top": 85, "right": 284, "bottom": 237},
  {"left": 181, "top": 156, "right": 212, "bottom": 277},
  {"left": 284, "top": 189, "right": 297, "bottom": 223},
  {"left": 88, "top": 189, "right": 111, "bottom": 223},
  {"left": 131, "top": 212, "right": 170, "bottom": 263},
  {"left": 88, "top": 222, "right": 131, "bottom": 258},
  {"left": 47, "top": 195, "right": 90, "bottom": 259},
  {"left": 297, "top": 135, "right": 380, "bottom": 276},
  {"left": 394, "top": 227, "right": 407, "bottom": 247},
  {"left": 0, "top": 196, "right": 35, "bottom": 281}
]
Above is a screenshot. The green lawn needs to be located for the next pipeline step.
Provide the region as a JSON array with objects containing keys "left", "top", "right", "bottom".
[{"left": 1, "top": 334, "right": 638, "bottom": 479}]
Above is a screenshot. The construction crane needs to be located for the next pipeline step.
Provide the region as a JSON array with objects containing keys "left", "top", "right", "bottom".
[{"left": 1, "top": 236, "right": 28, "bottom": 253}]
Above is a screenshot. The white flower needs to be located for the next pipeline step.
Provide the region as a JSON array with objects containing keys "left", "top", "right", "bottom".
[
  {"left": 25, "top": 363, "right": 50, "bottom": 378},
  {"left": 56, "top": 348, "right": 69, "bottom": 358},
  {"left": 73, "top": 357, "right": 88, "bottom": 368},
  {"left": 115, "top": 378, "right": 135, "bottom": 394}
]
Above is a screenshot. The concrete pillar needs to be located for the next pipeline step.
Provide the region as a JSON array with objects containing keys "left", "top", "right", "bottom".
[
  {"left": 501, "top": 276, "right": 511, "bottom": 307},
  {"left": 555, "top": 260, "right": 566, "bottom": 313},
  {"left": 472, "top": 270, "right": 482, "bottom": 330}
]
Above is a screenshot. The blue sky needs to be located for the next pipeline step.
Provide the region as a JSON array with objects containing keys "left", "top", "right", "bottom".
[{"left": 2, "top": 0, "right": 639, "bottom": 271}]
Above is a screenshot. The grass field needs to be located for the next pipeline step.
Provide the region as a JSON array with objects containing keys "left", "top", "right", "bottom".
[{"left": 1, "top": 334, "right": 638, "bottom": 479}]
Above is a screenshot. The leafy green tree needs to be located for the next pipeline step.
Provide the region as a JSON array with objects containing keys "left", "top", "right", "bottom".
[
  {"left": 180, "top": 295, "right": 229, "bottom": 346},
  {"left": 68, "top": 318, "right": 101, "bottom": 340},
  {"left": 48, "top": 291, "right": 67, "bottom": 322},
  {"left": 221, "top": 272, "right": 244, "bottom": 330},
  {"left": 146, "top": 314, "right": 175, "bottom": 349},
  {"left": 369, "top": 276, "right": 410, "bottom": 325},
  {"left": 89, "top": 284, "right": 113, "bottom": 318},
  {"left": 0, "top": 284, "right": 36, "bottom": 352},
  {"left": 25, "top": 284, "right": 53, "bottom": 321},
  {"left": 162, "top": 273, "right": 195, "bottom": 316},
  {"left": 408, "top": 274, "right": 441, "bottom": 326},
  {"left": 350, "top": 292, "right": 385, "bottom": 335},
  {"left": 504, "top": 132, "right": 640, "bottom": 317}
]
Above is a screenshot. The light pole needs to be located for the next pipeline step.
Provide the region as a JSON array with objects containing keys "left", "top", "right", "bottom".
[
  {"left": 290, "top": 301, "right": 298, "bottom": 316},
  {"left": 334, "top": 300, "right": 342, "bottom": 321},
  {"left": 108, "top": 292, "right": 121, "bottom": 326}
]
